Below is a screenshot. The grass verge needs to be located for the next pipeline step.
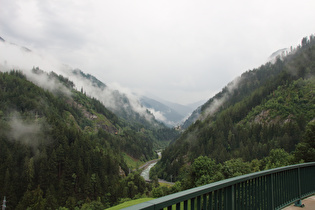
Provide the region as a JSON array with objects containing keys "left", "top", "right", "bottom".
[
  {"left": 106, "top": 198, "right": 154, "bottom": 210},
  {"left": 122, "top": 153, "right": 145, "bottom": 170}
]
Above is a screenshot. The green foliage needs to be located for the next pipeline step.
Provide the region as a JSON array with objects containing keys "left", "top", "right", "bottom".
[
  {"left": 222, "top": 158, "right": 251, "bottom": 178},
  {"left": 191, "top": 156, "right": 223, "bottom": 187},
  {"left": 80, "top": 201, "right": 104, "bottom": 210},
  {"left": 16, "top": 186, "right": 46, "bottom": 210},
  {"left": 151, "top": 156, "right": 267, "bottom": 197},
  {"left": 264, "top": 149, "right": 293, "bottom": 169},
  {"left": 151, "top": 186, "right": 170, "bottom": 198},
  {"left": 120, "top": 172, "right": 147, "bottom": 199},
  {"left": 294, "top": 121, "right": 315, "bottom": 162}
]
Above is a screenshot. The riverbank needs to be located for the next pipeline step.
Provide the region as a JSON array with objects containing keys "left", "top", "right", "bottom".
[{"left": 138, "top": 159, "right": 159, "bottom": 170}]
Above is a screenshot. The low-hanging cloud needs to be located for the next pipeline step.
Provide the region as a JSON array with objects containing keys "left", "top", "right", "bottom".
[
  {"left": 6, "top": 113, "right": 47, "bottom": 154},
  {"left": 0, "top": 40, "right": 71, "bottom": 96},
  {"left": 66, "top": 72, "right": 155, "bottom": 122},
  {"left": 147, "top": 108, "right": 166, "bottom": 122},
  {"left": 28, "top": 69, "right": 72, "bottom": 96},
  {"left": 200, "top": 76, "right": 241, "bottom": 121},
  {"left": 146, "top": 107, "right": 180, "bottom": 126}
]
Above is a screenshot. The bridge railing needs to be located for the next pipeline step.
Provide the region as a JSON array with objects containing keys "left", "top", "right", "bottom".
[{"left": 123, "top": 162, "right": 315, "bottom": 210}]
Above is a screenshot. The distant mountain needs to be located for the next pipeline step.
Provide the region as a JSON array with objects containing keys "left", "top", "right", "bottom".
[
  {"left": 185, "top": 100, "right": 207, "bottom": 110},
  {"left": 140, "top": 96, "right": 185, "bottom": 127},
  {"left": 140, "top": 97, "right": 206, "bottom": 127},
  {"left": 0, "top": 36, "right": 5, "bottom": 42},
  {"left": 158, "top": 100, "right": 194, "bottom": 117},
  {"left": 68, "top": 69, "right": 148, "bottom": 124}
]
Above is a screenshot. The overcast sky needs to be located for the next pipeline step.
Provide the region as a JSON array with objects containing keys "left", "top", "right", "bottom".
[{"left": 1, "top": 0, "right": 315, "bottom": 105}]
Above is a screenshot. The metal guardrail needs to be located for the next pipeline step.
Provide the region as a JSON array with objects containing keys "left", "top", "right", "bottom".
[{"left": 123, "top": 162, "right": 315, "bottom": 210}]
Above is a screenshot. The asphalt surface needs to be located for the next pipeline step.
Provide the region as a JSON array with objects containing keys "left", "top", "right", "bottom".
[{"left": 282, "top": 196, "right": 315, "bottom": 210}]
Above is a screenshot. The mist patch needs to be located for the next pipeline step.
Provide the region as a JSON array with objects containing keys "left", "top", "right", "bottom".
[{"left": 6, "top": 113, "right": 47, "bottom": 154}]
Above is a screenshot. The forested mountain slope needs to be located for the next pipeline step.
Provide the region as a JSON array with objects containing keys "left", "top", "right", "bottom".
[
  {"left": 0, "top": 70, "right": 176, "bottom": 209},
  {"left": 68, "top": 69, "right": 179, "bottom": 149},
  {"left": 0, "top": 37, "right": 179, "bottom": 145},
  {"left": 151, "top": 35, "right": 315, "bottom": 185}
]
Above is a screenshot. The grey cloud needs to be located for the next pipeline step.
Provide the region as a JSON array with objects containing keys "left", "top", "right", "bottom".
[{"left": 1, "top": 0, "right": 315, "bottom": 105}]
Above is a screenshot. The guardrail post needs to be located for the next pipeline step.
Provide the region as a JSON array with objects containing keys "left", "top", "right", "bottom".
[
  {"left": 271, "top": 173, "right": 274, "bottom": 209},
  {"left": 294, "top": 166, "right": 304, "bottom": 207},
  {"left": 231, "top": 185, "right": 235, "bottom": 210}
]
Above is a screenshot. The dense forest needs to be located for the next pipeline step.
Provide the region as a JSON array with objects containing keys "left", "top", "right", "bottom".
[
  {"left": 151, "top": 35, "right": 315, "bottom": 192},
  {"left": 0, "top": 70, "right": 178, "bottom": 209}
]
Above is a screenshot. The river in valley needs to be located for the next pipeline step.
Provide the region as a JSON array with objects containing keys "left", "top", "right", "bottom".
[
  {"left": 140, "top": 152, "right": 161, "bottom": 181},
  {"left": 140, "top": 161, "right": 157, "bottom": 181}
]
